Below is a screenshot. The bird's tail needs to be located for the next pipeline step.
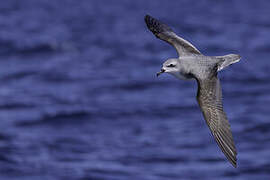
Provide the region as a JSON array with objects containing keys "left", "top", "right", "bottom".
[{"left": 216, "top": 54, "right": 241, "bottom": 71}]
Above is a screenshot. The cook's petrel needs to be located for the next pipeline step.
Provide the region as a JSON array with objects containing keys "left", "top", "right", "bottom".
[{"left": 145, "top": 15, "right": 240, "bottom": 168}]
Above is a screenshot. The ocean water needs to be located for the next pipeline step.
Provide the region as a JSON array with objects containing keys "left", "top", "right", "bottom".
[{"left": 0, "top": 0, "right": 269, "bottom": 179}]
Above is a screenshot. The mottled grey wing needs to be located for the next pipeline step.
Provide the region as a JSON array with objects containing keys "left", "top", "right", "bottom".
[
  {"left": 144, "top": 15, "right": 201, "bottom": 57},
  {"left": 196, "top": 76, "right": 237, "bottom": 167}
]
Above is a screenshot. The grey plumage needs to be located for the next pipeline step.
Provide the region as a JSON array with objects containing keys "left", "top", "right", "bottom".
[
  {"left": 145, "top": 15, "right": 240, "bottom": 168},
  {"left": 196, "top": 76, "right": 237, "bottom": 167},
  {"left": 145, "top": 15, "right": 201, "bottom": 56}
]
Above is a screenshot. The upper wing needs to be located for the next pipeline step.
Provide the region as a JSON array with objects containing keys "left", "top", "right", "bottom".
[
  {"left": 196, "top": 75, "right": 237, "bottom": 167},
  {"left": 144, "top": 15, "right": 201, "bottom": 57}
]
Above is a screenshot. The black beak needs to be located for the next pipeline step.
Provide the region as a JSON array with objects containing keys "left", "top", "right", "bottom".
[{"left": 156, "top": 68, "right": 165, "bottom": 77}]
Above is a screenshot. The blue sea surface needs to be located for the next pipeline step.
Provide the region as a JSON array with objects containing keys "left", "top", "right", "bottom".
[{"left": 0, "top": 0, "right": 269, "bottom": 179}]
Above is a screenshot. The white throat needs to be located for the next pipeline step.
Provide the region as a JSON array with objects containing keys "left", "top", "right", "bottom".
[{"left": 168, "top": 71, "right": 192, "bottom": 80}]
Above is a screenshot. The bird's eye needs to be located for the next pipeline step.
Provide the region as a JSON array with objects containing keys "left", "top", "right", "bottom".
[{"left": 168, "top": 64, "right": 175, "bottom": 67}]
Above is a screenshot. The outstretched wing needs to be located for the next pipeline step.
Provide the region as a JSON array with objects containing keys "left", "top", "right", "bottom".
[
  {"left": 144, "top": 15, "right": 201, "bottom": 57},
  {"left": 196, "top": 75, "right": 237, "bottom": 167}
]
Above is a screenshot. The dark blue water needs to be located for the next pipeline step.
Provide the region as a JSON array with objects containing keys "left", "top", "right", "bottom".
[{"left": 0, "top": 0, "right": 269, "bottom": 179}]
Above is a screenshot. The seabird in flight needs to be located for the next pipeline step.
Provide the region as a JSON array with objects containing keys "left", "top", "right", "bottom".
[{"left": 145, "top": 15, "right": 240, "bottom": 168}]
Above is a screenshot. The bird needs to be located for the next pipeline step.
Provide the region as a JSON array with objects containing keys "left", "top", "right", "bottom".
[{"left": 144, "top": 15, "right": 240, "bottom": 168}]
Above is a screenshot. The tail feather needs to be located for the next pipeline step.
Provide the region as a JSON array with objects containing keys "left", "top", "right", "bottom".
[{"left": 216, "top": 54, "right": 241, "bottom": 71}]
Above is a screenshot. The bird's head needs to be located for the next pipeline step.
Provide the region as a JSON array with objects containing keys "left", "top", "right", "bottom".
[{"left": 157, "top": 58, "right": 180, "bottom": 77}]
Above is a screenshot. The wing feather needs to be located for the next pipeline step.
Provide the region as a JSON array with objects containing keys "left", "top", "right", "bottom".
[
  {"left": 196, "top": 76, "right": 237, "bottom": 167},
  {"left": 144, "top": 15, "right": 201, "bottom": 56}
]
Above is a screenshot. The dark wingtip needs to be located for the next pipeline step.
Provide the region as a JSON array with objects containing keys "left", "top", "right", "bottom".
[
  {"left": 144, "top": 15, "right": 153, "bottom": 25},
  {"left": 231, "top": 159, "right": 237, "bottom": 168},
  {"left": 144, "top": 14, "right": 151, "bottom": 20},
  {"left": 144, "top": 14, "right": 157, "bottom": 34},
  {"left": 144, "top": 14, "right": 171, "bottom": 35}
]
